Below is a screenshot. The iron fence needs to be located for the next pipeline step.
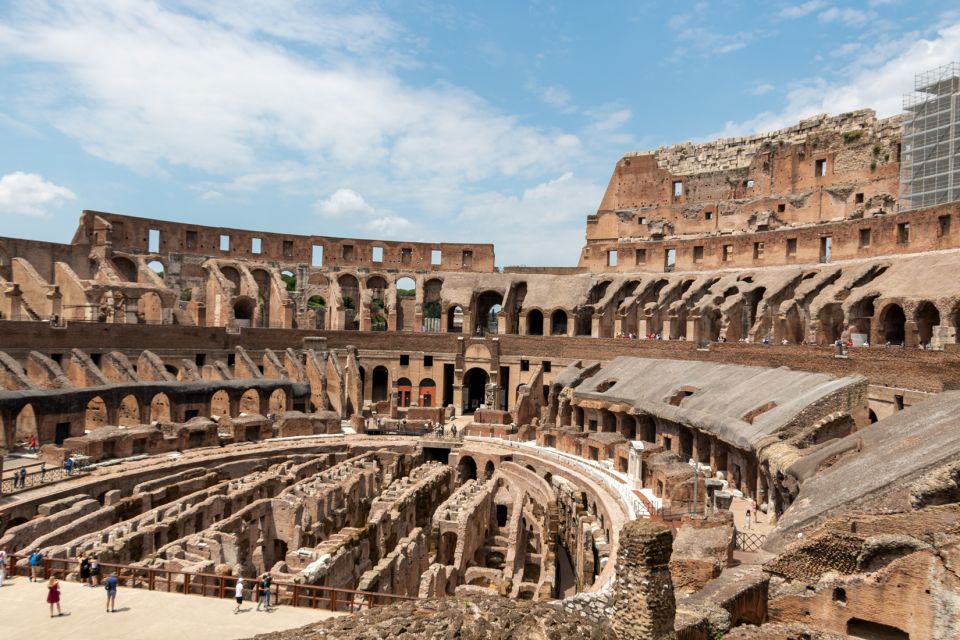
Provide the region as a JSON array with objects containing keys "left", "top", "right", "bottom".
[
  {"left": 0, "top": 464, "right": 84, "bottom": 495},
  {"left": 734, "top": 529, "right": 766, "bottom": 552}
]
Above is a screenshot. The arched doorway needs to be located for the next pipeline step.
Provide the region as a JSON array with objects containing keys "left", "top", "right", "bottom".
[
  {"left": 338, "top": 274, "right": 359, "bottom": 330},
  {"left": 550, "top": 309, "right": 568, "bottom": 336},
  {"left": 268, "top": 388, "right": 287, "bottom": 413},
  {"left": 150, "top": 393, "right": 171, "bottom": 422},
  {"left": 915, "top": 301, "right": 940, "bottom": 346},
  {"left": 85, "top": 396, "right": 108, "bottom": 429},
  {"left": 574, "top": 308, "right": 592, "bottom": 336},
  {"left": 14, "top": 404, "right": 38, "bottom": 447},
  {"left": 307, "top": 295, "right": 326, "bottom": 330},
  {"left": 473, "top": 291, "right": 503, "bottom": 335},
  {"left": 211, "top": 389, "right": 230, "bottom": 417},
  {"left": 818, "top": 304, "right": 845, "bottom": 345},
  {"left": 118, "top": 395, "right": 141, "bottom": 426},
  {"left": 372, "top": 366, "right": 389, "bottom": 403},
  {"left": 396, "top": 277, "right": 416, "bottom": 331},
  {"left": 221, "top": 266, "right": 242, "bottom": 292},
  {"left": 526, "top": 310, "right": 544, "bottom": 335},
  {"left": 251, "top": 269, "right": 272, "bottom": 328},
  {"left": 447, "top": 305, "right": 463, "bottom": 333},
  {"left": 233, "top": 297, "right": 255, "bottom": 327},
  {"left": 240, "top": 389, "right": 261, "bottom": 414},
  {"left": 423, "top": 279, "right": 443, "bottom": 332},
  {"left": 457, "top": 455, "right": 477, "bottom": 483},
  {"left": 880, "top": 304, "right": 906, "bottom": 345},
  {"left": 463, "top": 367, "right": 489, "bottom": 413},
  {"left": 396, "top": 377, "right": 412, "bottom": 408},
  {"left": 418, "top": 378, "right": 437, "bottom": 407},
  {"left": 484, "top": 460, "right": 495, "bottom": 481},
  {"left": 112, "top": 257, "right": 138, "bottom": 282}
]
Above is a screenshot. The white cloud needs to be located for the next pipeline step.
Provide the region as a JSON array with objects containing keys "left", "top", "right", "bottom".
[
  {"left": 778, "top": 1, "right": 826, "bottom": 20},
  {"left": 0, "top": 172, "right": 76, "bottom": 217},
  {"left": 750, "top": 82, "right": 775, "bottom": 96},
  {"left": 366, "top": 215, "right": 414, "bottom": 236},
  {"left": 541, "top": 85, "right": 573, "bottom": 110},
  {"left": 708, "top": 20, "right": 960, "bottom": 139},
  {"left": 315, "top": 188, "right": 375, "bottom": 218},
  {"left": 818, "top": 7, "right": 875, "bottom": 27}
]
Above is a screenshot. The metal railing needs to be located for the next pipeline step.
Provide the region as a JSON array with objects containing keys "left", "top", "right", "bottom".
[
  {"left": 5, "top": 555, "right": 416, "bottom": 612},
  {"left": 733, "top": 529, "right": 767, "bottom": 552},
  {"left": 0, "top": 463, "right": 87, "bottom": 495}
]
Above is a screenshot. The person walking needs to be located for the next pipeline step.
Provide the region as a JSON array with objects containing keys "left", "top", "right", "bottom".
[
  {"left": 18, "top": 467, "right": 27, "bottom": 490},
  {"left": 745, "top": 508, "right": 752, "bottom": 530},
  {"left": 256, "top": 573, "right": 272, "bottom": 611},
  {"left": 28, "top": 548, "right": 42, "bottom": 582},
  {"left": 105, "top": 572, "right": 118, "bottom": 612},
  {"left": 47, "top": 576, "right": 62, "bottom": 617},
  {"left": 10, "top": 469, "right": 17, "bottom": 490},
  {"left": 89, "top": 557, "right": 101, "bottom": 586},
  {"left": 30, "top": 435, "right": 37, "bottom": 452},
  {"left": 79, "top": 555, "right": 91, "bottom": 586},
  {"left": 0, "top": 546, "right": 7, "bottom": 587},
  {"left": 233, "top": 577, "right": 245, "bottom": 613},
  {"left": 40, "top": 462, "right": 46, "bottom": 482}
]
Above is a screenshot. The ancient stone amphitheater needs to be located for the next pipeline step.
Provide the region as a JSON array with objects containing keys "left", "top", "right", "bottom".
[{"left": 2, "top": 77, "right": 960, "bottom": 640}]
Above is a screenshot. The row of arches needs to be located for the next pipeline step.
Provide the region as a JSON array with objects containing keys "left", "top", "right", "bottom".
[{"left": 524, "top": 309, "right": 570, "bottom": 336}]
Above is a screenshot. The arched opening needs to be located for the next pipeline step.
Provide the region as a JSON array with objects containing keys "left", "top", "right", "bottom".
[
  {"left": 164, "top": 364, "right": 179, "bottom": 379},
  {"left": 915, "top": 301, "right": 940, "bottom": 346},
  {"left": 268, "top": 388, "right": 287, "bottom": 413},
  {"left": 251, "top": 268, "right": 272, "bottom": 328},
  {"left": 396, "top": 377, "right": 412, "bottom": 408},
  {"left": 112, "top": 257, "right": 138, "bottom": 282},
  {"left": 422, "top": 278, "right": 443, "bottom": 332},
  {"left": 150, "top": 393, "right": 171, "bottom": 422},
  {"left": 418, "top": 378, "right": 437, "bottom": 408},
  {"left": 366, "top": 275, "right": 388, "bottom": 332},
  {"left": 447, "top": 305, "right": 463, "bottom": 333},
  {"left": 868, "top": 409, "right": 878, "bottom": 423},
  {"left": 240, "top": 389, "right": 261, "bottom": 414},
  {"left": 307, "top": 295, "right": 326, "bottom": 330},
  {"left": 211, "top": 389, "right": 231, "bottom": 417},
  {"left": 463, "top": 367, "right": 489, "bottom": 413},
  {"left": 818, "top": 303, "right": 845, "bottom": 345},
  {"left": 550, "top": 309, "right": 568, "bottom": 336},
  {"left": 439, "top": 531, "right": 458, "bottom": 565},
  {"left": 337, "top": 274, "right": 359, "bottom": 330},
  {"left": 85, "top": 396, "right": 108, "bottom": 429},
  {"left": 880, "top": 304, "right": 906, "bottom": 345},
  {"left": 457, "top": 455, "right": 477, "bottom": 483},
  {"left": 372, "top": 366, "right": 389, "bottom": 403},
  {"left": 97, "top": 290, "right": 125, "bottom": 323},
  {"left": 703, "top": 308, "right": 722, "bottom": 342},
  {"left": 118, "top": 395, "right": 141, "bottom": 426},
  {"left": 221, "top": 266, "right": 241, "bottom": 292},
  {"left": 14, "top": 403, "right": 38, "bottom": 448},
  {"left": 496, "top": 504, "right": 509, "bottom": 527},
  {"left": 473, "top": 291, "right": 503, "bottom": 335},
  {"left": 147, "top": 260, "right": 165, "bottom": 278},
  {"left": 395, "top": 276, "right": 416, "bottom": 331},
  {"left": 280, "top": 270, "right": 296, "bottom": 292},
  {"left": 526, "top": 310, "right": 544, "bottom": 336},
  {"left": 233, "top": 297, "right": 255, "bottom": 326},
  {"left": 484, "top": 460, "right": 495, "bottom": 481},
  {"left": 138, "top": 291, "right": 163, "bottom": 324}
]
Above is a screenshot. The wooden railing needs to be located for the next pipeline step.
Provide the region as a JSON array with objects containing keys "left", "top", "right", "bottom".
[{"left": 5, "top": 555, "right": 416, "bottom": 612}]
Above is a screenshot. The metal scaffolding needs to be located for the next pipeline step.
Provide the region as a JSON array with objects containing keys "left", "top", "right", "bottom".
[{"left": 900, "top": 63, "right": 960, "bottom": 211}]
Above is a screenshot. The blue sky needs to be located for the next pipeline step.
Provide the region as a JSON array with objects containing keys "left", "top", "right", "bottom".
[{"left": 1, "top": 1, "right": 959, "bottom": 266}]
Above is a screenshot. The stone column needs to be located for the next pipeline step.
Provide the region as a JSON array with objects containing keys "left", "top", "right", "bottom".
[{"left": 612, "top": 520, "right": 676, "bottom": 640}]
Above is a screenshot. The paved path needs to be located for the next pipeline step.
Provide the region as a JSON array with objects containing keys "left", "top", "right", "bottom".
[{"left": 0, "top": 576, "right": 340, "bottom": 640}]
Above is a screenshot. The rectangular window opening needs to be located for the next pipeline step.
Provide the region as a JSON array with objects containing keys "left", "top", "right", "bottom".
[
  {"left": 705, "top": 211, "right": 713, "bottom": 220},
  {"left": 342, "top": 244, "right": 355, "bottom": 260},
  {"left": 786, "top": 238, "right": 797, "bottom": 257},
  {"left": 520, "top": 359, "right": 530, "bottom": 372},
  {"left": 855, "top": 192, "right": 864, "bottom": 204},
  {"left": 401, "top": 248, "right": 413, "bottom": 265},
  {"left": 635, "top": 248, "right": 647, "bottom": 265},
  {"left": 399, "top": 354, "right": 409, "bottom": 367},
  {"left": 820, "top": 236, "right": 832, "bottom": 263},
  {"left": 252, "top": 237, "right": 262, "bottom": 254},
  {"left": 753, "top": 241, "right": 764, "bottom": 259},
  {"left": 664, "top": 248, "right": 676, "bottom": 272},
  {"left": 939, "top": 215, "right": 951, "bottom": 238},
  {"left": 543, "top": 360, "right": 551, "bottom": 373},
  {"left": 722, "top": 245, "right": 733, "bottom": 262},
  {"left": 185, "top": 230, "right": 198, "bottom": 249},
  {"left": 311, "top": 245, "right": 323, "bottom": 267},
  {"left": 607, "top": 250, "right": 618, "bottom": 267},
  {"left": 815, "top": 159, "right": 827, "bottom": 177},
  {"left": 462, "top": 250, "right": 473, "bottom": 268},
  {"left": 282, "top": 240, "right": 294, "bottom": 258},
  {"left": 693, "top": 245, "right": 704, "bottom": 263},
  {"left": 372, "top": 246, "right": 384, "bottom": 263},
  {"left": 423, "top": 355, "right": 433, "bottom": 367},
  {"left": 859, "top": 228, "right": 871, "bottom": 248},
  {"left": 431, "top": 249, "right": 442, "bottom": 266},
  {"left": 672, "top": 181, "right": 683, "bottom": 197},
  {"left": 777, "top": 203, "right": 786, "bottom": 213},
  {"left": 897, "top": 222, "right": 910, "bottom": 244},
  {"left": 148, "top": 228, "right": 160, "bottom": 253},
  {"left": 219, "top": 234, "right": 231, "bottom": 252}
]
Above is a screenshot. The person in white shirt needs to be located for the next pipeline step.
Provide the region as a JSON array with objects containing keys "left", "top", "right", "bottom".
[{"left": 234, "top": 577, "right": 245, "bottom": 613}]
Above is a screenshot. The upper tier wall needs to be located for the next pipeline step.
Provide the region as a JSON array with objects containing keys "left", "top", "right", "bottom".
[{"left": 76, "top": 210, "right": 496, "bottom": 273}]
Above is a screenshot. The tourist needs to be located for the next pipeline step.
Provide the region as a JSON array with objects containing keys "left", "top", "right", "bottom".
[
  {"left": 18, "top": 466, "right": 27, "bottom": 489},
  {"left": 64, "top": 458, "right": 74, "bottom": 475},
  {"left": 79, "top": 554, "right": 91, "bottom": 585},
  {"left": 47, "top": 576, "right": 62, "bottom": 617},
  {"left": 11, "top": 469, "right": 18, "bottom": 490},
  {"left": 256, "top": 573, "right": 272, "bottom": 611},
  {"left": 105, "top": 571, "right": 118, "bottom": 612},
  {"left": 40, "top": 462, "right": 46, "bottom": 482},
  {"left": 30, "top": 435, "right": 38, "bottom": 452},
  {"left": 29, "top": 548, "right": 42, "bottom": 581},
  {"left": 0, "top": 546, "right": 7, "bottom": 587},
  {"left": 745, "top": 508, "right": 752, "bottom": 530},
  {"left": 234, "top": 576, "right": 245, "bottom": 613},
  {"left": 90, "top": 556, "right": 101, "bottom": 586}
]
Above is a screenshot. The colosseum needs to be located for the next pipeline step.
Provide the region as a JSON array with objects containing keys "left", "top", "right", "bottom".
[{"left": 2, "top": 65, "right": 960, "bottom": 640}]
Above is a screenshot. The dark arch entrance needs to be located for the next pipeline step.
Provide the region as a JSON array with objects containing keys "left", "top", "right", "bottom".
[
  {"left": 550, "top": 310, "right": 568, "bottom": 336},
  {"left": 880, "top": 304, "right": 906, "bottom": 345},
  {"left": 463, "top": 367, "right": 489, "bottom": 413},
  {"left": 457, "top": 455, "right": 477, "bottom": 483},
  {"left": 526, "top": 310, "right": 544, "bottom": 335},
  {"left": 372, "top": 366, "right": 389, "bottom": 403},
  {"left": 915, "top": 301, "right": 939, "bottom": 346}
]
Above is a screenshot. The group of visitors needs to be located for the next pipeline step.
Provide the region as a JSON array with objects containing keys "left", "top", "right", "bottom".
[
  {"left": 9, "top": 462, "right": 49, "bottom": 490},
  {"left": 428, "top": 421, "right": 458, "bottom": 438},
  {"left": 233, "top": 574, "right": 274, "bottom": 613}
]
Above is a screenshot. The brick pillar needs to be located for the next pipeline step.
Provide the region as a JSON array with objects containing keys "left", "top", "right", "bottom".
[{"left": 612, "top": 520, "right": 676, "bottom": 640}]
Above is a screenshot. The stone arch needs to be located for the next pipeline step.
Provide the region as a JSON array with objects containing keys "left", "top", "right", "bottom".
[
  {"left": 439, "top": 531, "right": 458, "bottom": 565},
  {"left": 483, "top": 460, "right": 495, "bottom": 480},
  {"left": 457, "top": 455, "right": 477, "bottom": 483},
  {"left": 233, "top": 296, "right": 255, "bottom": 324},
  {"left": 280, "top": 270, "right": 296, "bottom": 292},
  {"left": 150, "top": 392, "right": 171, "bottom": 422},
  {"left": 138, "top": 291, "right": 163, "bottom": 324},
  {"left": 574, "top": 308, "right": 592, "bottom": 336},
  {"left": 879, "top": 303, "right": 906, "bottom": 345},
  {"left": 395, "top": 276, "right": 416, "bottom": 331},
  {"left": 221, "top": 266, "right": 242, "bottom": 292},
  {"left": 447, "top": 305, "right": 464, "bottom": 333},
  {"left": 473, "top": 291, "right": 503, "bottom": 335},
  {"left": 97, "top": 290, "right": 124, "bottom": 323},
  {"left": 117, "top": 394, "right": 141, "bottom": 426},
  {"left": 422, "top": 278, "right": 443, "bottom": 332},
  {"left": 526, "top": 309, "right": 544, "bottom": 335},
  {"left": 551, "top": 309, "right": 569, "bottom": 336},
  {"left": 337, "top": 274, "right": 359, "bottom": 309},
  {"left": 211, "top": 389, "right": 230, "bottom": 417},
  {"left": 915, "top": 300, "right": 940, "bottom": 346},
  {"left": 418, "top": 378, "right": 437, "bottom": 408},
  {"left": 703, "top": 308, "right": 722, "bottom": 342},
  {"left": 367, "top": 275, "right": 388, "bottom": 298},
  {"left": 818, "top": 303, "right": 845, "bottom": 345},
  {"left": 372, "top": 365, "right": 389, "bottom": 403},
  {"left": 396, "top": 377, "right": 413, "bottom": 408},
  {"left": 307, "top": 295, "right": 326, "bottom": 330},
  {"left": 112, "top": 256, "right": 138, "bottom": 282},
  {"left": 85, "top": 396, "right": 109, "bottom": 429},
  {"left": 268, "top": 388, "right": 287, "bottom": 413},
  {"left": 14, "top": 403, "right": 38, "bottom": 447},
  {"left": 463, "top": 367, "right": 489, "bottom": 413},
  {"left": 240, "top": 388, "right": 261, "bottom": 414}
]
